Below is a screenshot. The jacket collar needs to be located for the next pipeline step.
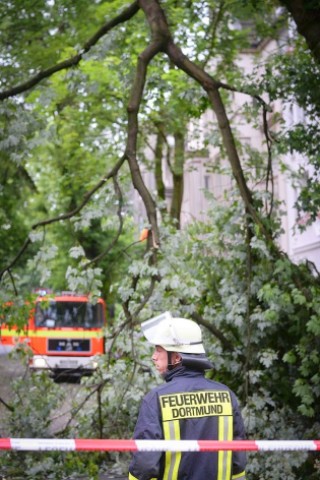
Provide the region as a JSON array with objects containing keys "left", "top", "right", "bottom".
[{"left": 164, "top": 365, "right": 204, "bottom": 382}]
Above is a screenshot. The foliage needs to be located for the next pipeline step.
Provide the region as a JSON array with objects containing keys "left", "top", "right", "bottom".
[
  {"left": 250, "top": 36, "right": 320, "bottom": 224},
  {"left": 60, "top": 193, "right": 319, "bottom": 478},
  {"left": 1, "top": 0, "right": 320, "bottom": 479}
]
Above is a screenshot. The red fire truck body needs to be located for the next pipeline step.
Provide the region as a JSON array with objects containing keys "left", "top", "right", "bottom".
[{"left": 0, "top": 292, "right": 107, "bottom": 376}]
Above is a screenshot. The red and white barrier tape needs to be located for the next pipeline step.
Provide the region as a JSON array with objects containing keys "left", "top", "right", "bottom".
[{"left": 0, "top": 439, "right": 319, "bottom": 452}]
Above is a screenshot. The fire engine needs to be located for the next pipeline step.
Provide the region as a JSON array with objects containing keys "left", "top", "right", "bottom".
[{"left": 0, "top": 291, "right": 107, "bottom": 377}]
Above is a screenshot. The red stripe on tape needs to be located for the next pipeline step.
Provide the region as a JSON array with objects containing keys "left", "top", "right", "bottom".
[
  {"left": 75, "top": 439, "right": 137, "bottom": 451},
  {"left": 0, "top": 439, "right": 11, "bottom": 450},
  {"left": 198, "top": 440, "right": 258, "bottom": 451}
]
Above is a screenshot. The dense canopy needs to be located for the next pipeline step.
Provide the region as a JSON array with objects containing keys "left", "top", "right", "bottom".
[{"left": 0, "top": 1, "right": 320, "bottom": 479}]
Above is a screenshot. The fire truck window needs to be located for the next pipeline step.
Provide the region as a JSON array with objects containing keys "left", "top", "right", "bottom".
[
  {"left": 84, "top": 304, "right": 104, "bottom": 327},
  {"left": 35, "top": 301, "right": 104, "bottom": 328},
  {"left": 35, "top": 303, "right": 57, "bottom": 326},
  {"left": 63, "top": 309, "right": 72, "bottom": 325},
  {"left": 35, "top": 304, "right": 43, "bottom": 326}
]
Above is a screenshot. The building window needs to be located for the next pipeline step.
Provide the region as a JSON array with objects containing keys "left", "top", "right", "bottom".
[{"left": 204, "top": 175, "right": 211, "bottom": 190}]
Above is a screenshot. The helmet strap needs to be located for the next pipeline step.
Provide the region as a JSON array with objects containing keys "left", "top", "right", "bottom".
[
  {"left": 167, "top": 351, "right": 181, "bottom": 371},
  {"left": 167, "top": 351, "right": 174, "bottom": 371}
]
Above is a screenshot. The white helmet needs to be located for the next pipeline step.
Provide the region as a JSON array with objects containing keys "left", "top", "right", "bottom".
[{"left": 141, "top": 311, "right": 205, "bottom": 354}]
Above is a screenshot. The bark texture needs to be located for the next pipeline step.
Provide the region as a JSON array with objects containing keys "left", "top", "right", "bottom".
[{"left": 281, "top": 0, "right": 320, "bottom": 63}]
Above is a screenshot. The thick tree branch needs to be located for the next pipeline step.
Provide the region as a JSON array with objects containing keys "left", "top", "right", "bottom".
[
  {"left": 0, "top": 1, "right": 140, "bottom": 101},
  {"left": 165, "top": 44, "right": 254, "bottom": 209},
  {"left": 125, "top": 37, "right": 164, "bottom": 248},
  {"left": 140, "top": 0, "right": 276, "bottom": 247},
  {"left": 281, "top": 0, "right": 320, "bottom": 63}
]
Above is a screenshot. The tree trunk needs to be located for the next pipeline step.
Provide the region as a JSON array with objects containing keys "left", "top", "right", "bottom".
[
  {"left": 155, "top": 128, "right": 166, "bottom": 202},
  {"left": 170, "top": 131, "right": 185, "bottom": 229},
  {"left": 281, "top": 0, "right": 320, "bottom": 63}
]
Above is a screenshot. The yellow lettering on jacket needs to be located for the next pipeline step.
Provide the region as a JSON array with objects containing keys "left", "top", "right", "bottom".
[{"left": 160, "top": 390, "right": 232, "bottom": 421}]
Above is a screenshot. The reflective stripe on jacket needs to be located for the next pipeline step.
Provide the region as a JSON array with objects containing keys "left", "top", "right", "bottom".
[{"left": 128, "top": 366, "right": 246, "bottom": 480}]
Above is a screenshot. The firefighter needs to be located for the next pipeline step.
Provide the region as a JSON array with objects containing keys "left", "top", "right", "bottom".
[{"left": 128, "top": 312, "right": 246, "bottom": 480}]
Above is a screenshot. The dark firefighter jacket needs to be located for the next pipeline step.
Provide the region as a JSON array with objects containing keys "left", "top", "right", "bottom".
[{"left": 128, "top": 366, "right": 246, "bottom": 480}]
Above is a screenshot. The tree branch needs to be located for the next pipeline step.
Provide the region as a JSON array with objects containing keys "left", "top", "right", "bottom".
[
  {"left": 0, "top": 1, "right": 140, "bottom": 101},
  {"left": 190, "top": 311, "right": 234, "bottom": 352},
  {"left": 125, "top": 37, "right": 164, "bottom": 249},
  {"left": 139, "top": 0, "right": 277, "bottom": 248},
  {"left": 0, "top": 396, "right": 14, "bottom": 412},
  {"left": 0, "top": 156, "right": 126, "bottom": 281},
  {"left": 84, "top": 175, "right": 124, "bottom": 267},
  {"left": 280, "top": 0, "right": 320, "bottom": 64}
]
